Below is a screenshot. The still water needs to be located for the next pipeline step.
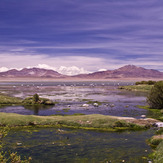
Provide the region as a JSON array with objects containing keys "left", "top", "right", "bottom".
[
  {"left": 0, "top": 81, "right": 154, "bottom": 163},
  {"left": 3, "top": 128, "right": 154, "bottom": 163},
  {"left": 0, "top": 81, "right": 148, "bottom": 118}
]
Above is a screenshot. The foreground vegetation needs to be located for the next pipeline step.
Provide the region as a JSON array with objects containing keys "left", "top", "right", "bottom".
[
  {"left": 0, "top": 127, "right": 32, "bottom": 162},
  {"left": 0, "top": 112, "right": 149, "bottom": 132},
  {"left": 153, "top": 141, "right": 163, "bottom": 163},
  {"left": 148, "top": 128, "right": 163, "bottom": 163},
  {"left": 147, "top": 81, "right": 163, "bottom": 110},
  {"left": 120, "top": 81, "right": 163, "bottom": 162}
]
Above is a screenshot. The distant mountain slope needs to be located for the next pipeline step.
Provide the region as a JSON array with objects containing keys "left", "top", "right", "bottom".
[
  {"left": 0, "top": 65, "right": 163, "bottom": 79},
  {"left": 0, "top": 68, "right": 67, "bottom": 78},
  {"left": 73, "top": 65, "right": 163, "bottom": 79}
]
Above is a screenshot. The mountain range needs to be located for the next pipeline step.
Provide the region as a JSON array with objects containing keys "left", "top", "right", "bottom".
[
  {"left": 0, "top": 65, "right": 163, "bottom": 79},
  {"left": 0, "top": 68, "right": 66, "bottom": 78}
]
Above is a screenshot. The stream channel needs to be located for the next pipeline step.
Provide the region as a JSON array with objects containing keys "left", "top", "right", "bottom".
[{"left": 0, "top": 81, "right": 155, "bottom": 162}]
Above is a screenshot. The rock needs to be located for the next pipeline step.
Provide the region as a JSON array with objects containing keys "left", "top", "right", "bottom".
[
  {"left": 153, "top": 122, "right": 163, "bottom": 127},
  {"left": 82, "top": 104, "right": 89, "bottom": 107},
  {"left": 93, "top": 103, "right": 99, "bottom": 107},
  {"left": 140, "top": 115, "right": 146, "bottom": 118},
  {"left": 110, "top": 104, "right": 115, "bottom": 107}
]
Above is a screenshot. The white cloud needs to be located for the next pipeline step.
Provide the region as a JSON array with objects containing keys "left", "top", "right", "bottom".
[
  {"left": 58, "top": 66, "right": 91, "bottom": 75},
  {"left": 0, "top": 67, "right": 9, "bottom": 72},
  {"left": 0, "top": 53, "right": 107, "bottom": 73},
  {"left": 0, "top": 53, "right": 163, "bottom": 75},
  {"left": 35, "top": 64, "right": 91, "bottom": 75},
  {"left": 34, "top": 64, "right": 56, "bottom": 71}
]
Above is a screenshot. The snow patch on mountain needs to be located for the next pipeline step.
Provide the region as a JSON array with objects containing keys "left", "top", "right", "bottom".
[
  {"left": 98, "top": 69, "right": 107, "bottom": 72},
  {"left": 35, "top": 64, "right": 90, "bottom": 75},
  {"left": 0, "top": 64, "right": 91, "bottom": 75}
]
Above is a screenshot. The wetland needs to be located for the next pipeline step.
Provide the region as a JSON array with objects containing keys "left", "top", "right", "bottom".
[{"left": 0, "top": 81, "right": 161, "bottom": 162}]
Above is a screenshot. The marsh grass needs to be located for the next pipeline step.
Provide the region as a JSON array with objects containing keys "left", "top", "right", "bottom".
[
  {"left": 0, "top": 127, "right": 32, "bottom": 162},
  {"left": 137, "top": 105, "right": 163, "bottom": 121},
  {"left": 153, "top": 141, "right": 163, "bottom": 163},
  {"left": 148, "top": 138, "right": 163, "bottom": 163},
  {"left": 62, "top": 108, "right": 70, "bottom": 112},
  {"left": 138, "top": 105, "right": 163, "bottom": 162},
  {"left": 0, "top": 113, "right": 145, "bottom": 131},
  {"left": 0, "top": 94, "right": 22, "bottom": 105},
  {"left": 119, "top": 85, "right": 153, "bottom": 92},
  {"left": 86, "top": 100, "right": 102, "bottom": 105}
]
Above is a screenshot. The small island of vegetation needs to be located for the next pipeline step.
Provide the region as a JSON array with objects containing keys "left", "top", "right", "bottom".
[
  {"left": 0, "top": 93, "right": 55, "bottom": 106},
  {"left": 118, "top": 80, "right": 156, "bottom": 92},
  {"left": 22, "top": 93, "right": 55, "bottom": 105}
]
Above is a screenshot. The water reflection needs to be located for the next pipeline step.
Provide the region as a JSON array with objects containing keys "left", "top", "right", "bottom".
[
  {"left": 24, "top": 105, "right": 53, "bottom": 115},
  {"left": 0, "top": 81, "right": 148, "bottom": 117}
]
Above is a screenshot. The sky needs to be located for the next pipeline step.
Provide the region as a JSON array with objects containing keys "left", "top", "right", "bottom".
[{"left": 0, "top": 0, "right": 163, "bottom": 75}]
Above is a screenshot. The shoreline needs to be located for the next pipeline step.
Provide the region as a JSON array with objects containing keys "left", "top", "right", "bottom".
[{"left": 0, "top": 77, "right": 163, "bottom": 82}]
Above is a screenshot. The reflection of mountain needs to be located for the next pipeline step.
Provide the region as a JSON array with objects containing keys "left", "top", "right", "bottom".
[
  {"left": 0, "top": 65, "right": 163, "bottom": 79},
  {"left": 24, "top": 105, "right": 53, "bottom": 115}
]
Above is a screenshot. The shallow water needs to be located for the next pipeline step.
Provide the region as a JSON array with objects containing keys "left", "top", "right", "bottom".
[
  {"left": 0, "top": 81, "right": 155, "bottom": 162},
  {"left": 3, "top": 128, "right": 154, "bottom": 163},
  {"left": 0, "top": 81, "right": 148, "bottom": 118}
]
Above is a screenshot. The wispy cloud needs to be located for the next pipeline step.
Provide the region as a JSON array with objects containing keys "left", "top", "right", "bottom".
[{"left": 0, "top": 0, "right": 163, "bottom": 72}]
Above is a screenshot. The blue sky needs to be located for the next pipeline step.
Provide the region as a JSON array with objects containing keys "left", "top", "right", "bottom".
[{"left": 0, "top": 0, "right": 163, "bottom": 74}]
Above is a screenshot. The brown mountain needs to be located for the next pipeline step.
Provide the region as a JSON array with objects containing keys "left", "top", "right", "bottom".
[
  {"left": 73, "top": 65, "right": 163, "bottom": 79},
  {"left": 0, "top": 68, "right": 66, "bottom": 78},
  {"left": 0, "top": 65, "right": 163, "bottom": 79}
]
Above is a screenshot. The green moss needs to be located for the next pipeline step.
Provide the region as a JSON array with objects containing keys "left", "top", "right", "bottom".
[{"left": 0, "top": 113, "right": 146, "bottom": 131}]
